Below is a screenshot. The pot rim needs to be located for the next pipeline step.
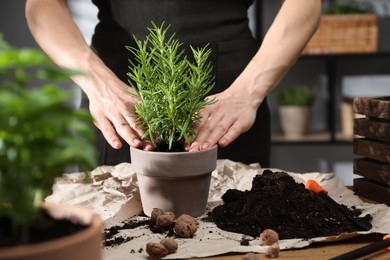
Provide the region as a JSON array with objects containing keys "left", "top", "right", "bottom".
[
  {"left": 130, "top": 145, "right": 217, "bottom": 156},
  {"left": 0, "top": 203, "right": 102, "bottom": 257},
  {"left": 130, "top": 145, "right": 218, "bottom": 177}
]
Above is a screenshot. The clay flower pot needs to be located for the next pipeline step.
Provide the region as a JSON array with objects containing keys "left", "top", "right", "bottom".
[
  {"left": 130, "top": 146, "right": 217, "bottom": 217},
  {"left": 0, "top": 203, "right": 103, "bottom": 260},
  {"left": 279, "top": 106, "right": 312, "bottom": 139}
]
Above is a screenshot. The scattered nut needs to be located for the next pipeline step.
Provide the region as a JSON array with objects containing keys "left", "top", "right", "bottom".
[
  {"left": 259, "top": 229, "right": 279, "bottom": 245},
  {"left": 156, "top": 212, "right": 176, "bottom": 228},
  {"left": 145, "top": 242, "right": 169, "bottom": 259},
  {"left": 150, "top": 208, "right": 165, "bottom": 226},
  {"left": 174, "top": 214, "right": 199, "bottom": 238},
  {"left": 265, "top": 243, "right": 280, "bottom": 258},
  {"left": 160, "top": 238, "right": 178, "bottom": 253}
]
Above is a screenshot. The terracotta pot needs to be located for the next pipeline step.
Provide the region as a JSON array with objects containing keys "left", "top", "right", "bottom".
[
  {"left": 130, "top": 146, "right": 217, "bottom": 217},
  {"left": 0, "top": 203, "right": 103, "bottom": 260},
  {"left": 279, "top": 106, "right": 312, "bottom": 138}
]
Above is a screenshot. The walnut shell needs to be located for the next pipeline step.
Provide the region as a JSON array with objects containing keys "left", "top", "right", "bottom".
[
  {"left": 174, "top": 214, "right": 199, "bottom": 238},
  {"left": 160, "top": 238, "right": 178, "bottom": 253},
  {"left": 259, "top": 229, "right": 279, "bottom": 246},
  {"left": 265, "top": 243, "right": 280, "bottom": 258},
  {"left": 156, "top": 212, "right": 176, "bottom": 228},
  {"left": 145, "top": 242, "right": 169, "bottom": 258},
  {"left": 150, "top": 208, "right": 165, "bottom": 226}
]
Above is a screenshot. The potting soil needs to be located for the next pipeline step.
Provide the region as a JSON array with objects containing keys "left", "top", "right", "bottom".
[{"left": 208, "top": 169, "right": 372, "bottom": 239}]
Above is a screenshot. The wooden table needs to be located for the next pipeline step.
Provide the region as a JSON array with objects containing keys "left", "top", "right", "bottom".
[{"left": 194, "top": 233, "right": 389, "bottom": 260}]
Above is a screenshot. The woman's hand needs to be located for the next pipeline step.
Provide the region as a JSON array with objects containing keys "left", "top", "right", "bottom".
[
  {"left": 25, "top": 0, "right": 154, "bottom": 151},
  {"left": 187, "top": 89, "right": 259, "bottom": 152},
  {"left": 76, "top": 54, "right": 156, "bottom": 151},
  {"left": 76, "top": 56, "right": 144, "bottom": 150},
  {"left": 188, "top": 0, "right": 321, "bottom": 151}
]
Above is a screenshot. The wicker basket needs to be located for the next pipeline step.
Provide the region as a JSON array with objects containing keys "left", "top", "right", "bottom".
[{"left": 302, "top": 14, "right": 378, "bottom": 55}]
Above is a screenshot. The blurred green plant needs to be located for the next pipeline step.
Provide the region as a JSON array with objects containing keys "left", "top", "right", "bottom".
[
  {"left": 0, "top": 34, "right": 97, "bottom": 243},
  {"left": 277, "top": 85, "right": 314, "bottom": 107}
]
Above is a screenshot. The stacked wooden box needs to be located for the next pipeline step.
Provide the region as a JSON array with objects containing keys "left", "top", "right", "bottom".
[{"left": 353, "top": 97, "right": 390, "bottom": 205}]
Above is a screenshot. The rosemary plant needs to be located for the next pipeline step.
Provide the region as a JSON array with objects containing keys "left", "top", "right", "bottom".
[
  {"left": 126, "top": 22, "right": 215, "bottom": 151},
  {"left": 0, "top": 35, "right": 97, "bottom": 243}
]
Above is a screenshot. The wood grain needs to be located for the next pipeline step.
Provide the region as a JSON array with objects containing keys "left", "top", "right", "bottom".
[
  {"left": 353, "top": 158, "right": 390, "bottom": 185},
  {"left": 353, "top": 178, "right": 390, "bottom": 206},
  {"left": 354, "top": 118, "right": 390, "bottom": 143},
  {"left": 353, "top": 138, "right": 390, "bottom": 164},
  {"left": 353, "top": 96, "right": 390, "bottom": 120}
]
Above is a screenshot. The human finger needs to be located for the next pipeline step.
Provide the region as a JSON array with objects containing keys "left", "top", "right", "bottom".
[
  {"left": 95, "top": 117, "right": 123, "bottom": 149},
  {"left": 112, "top": 117, "right": 143, "bottom": 148},
  {"left": 217, "top": 122, "right": 242, "bottom": 147},
  {"left": 189, "top": 112, "right": 228, "bottom": 151}
]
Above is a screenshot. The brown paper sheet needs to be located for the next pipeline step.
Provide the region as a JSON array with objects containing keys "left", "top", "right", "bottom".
[{"left": 46, "top": 160, "right": 390, "bottom": 259}]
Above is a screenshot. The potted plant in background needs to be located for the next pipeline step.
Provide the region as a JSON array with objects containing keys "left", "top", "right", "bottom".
[
  {"left": 277, "top": 85, "right": 314, "bottom": 139},
  {"left": 126, "top": 22, "right": 217, "bottom": 217},
  {"left": 0, "top": 36, "right": 102, "bottom": 260}
]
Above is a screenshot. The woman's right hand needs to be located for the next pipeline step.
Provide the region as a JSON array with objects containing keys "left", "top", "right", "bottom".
[
  {"left": 76, "top": 53, "right": 148, "bottom": 150},
  {"left": 25, "top": 0, "right": 153, "bottom": 151}
]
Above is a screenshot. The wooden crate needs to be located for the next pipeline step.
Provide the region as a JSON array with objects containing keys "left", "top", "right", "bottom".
[
  {"left": 353, "top": 96, "right": 390, "bottom": 119},
  {"left": 353, "top": 138, "right": 390, "bottom": 164},
  {"left": 354, "top": 158, "right": 390, "bottom": 185},
  {"left": 302, "top": 14, "right": 378, "bottom": 55},
  {"left": 354, "top": 178, "right": 390, "bottom": 206},
  {"left": 353, "top": 97, "right": 390, "bottom": 204},
  {"left": 354, "top": 117, "right": 390, "bottom": 143}
]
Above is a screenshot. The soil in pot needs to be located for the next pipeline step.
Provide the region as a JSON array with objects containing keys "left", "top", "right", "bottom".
[
  {"left": 0, "top": 208, "right": 88, "bottom": 248},
  {"left": 207, "top": 169, "right": 372, "bottom": 239}
]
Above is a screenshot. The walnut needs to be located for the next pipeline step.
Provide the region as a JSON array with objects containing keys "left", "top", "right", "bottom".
[
  {"left": 156, "top": 212, "right": 176, "bottom": 228},
  {"left": 145, "top": 242, "right": 169, "bottom": 259},
  {"left": 265, "top": 243, "right": 280, "bottom": 258},
  {"left": 174, "top": 214, "right": 199, "bottom": 238},
  {"left": 150, "top": 208, "right": 165, "bottom": 226},
  {"left": 259, "top": 229, "right": 279, "bottom": 246},
  {"left": 160, "top": 238, "right": 178, "bottom": 253}
]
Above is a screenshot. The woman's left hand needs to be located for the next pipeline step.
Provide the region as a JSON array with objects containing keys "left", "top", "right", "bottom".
[{"left": 187, "top": 90, "right": 259, "bottom": 152}]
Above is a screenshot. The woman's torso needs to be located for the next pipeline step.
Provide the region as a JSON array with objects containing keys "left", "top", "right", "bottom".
[{"left": 89, "top": 0, "right": 270, "bottom": 166}]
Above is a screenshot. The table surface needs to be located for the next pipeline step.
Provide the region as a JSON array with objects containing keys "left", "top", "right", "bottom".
[{"left": 193, "top": 233, "right": 389, "bottom": 260}]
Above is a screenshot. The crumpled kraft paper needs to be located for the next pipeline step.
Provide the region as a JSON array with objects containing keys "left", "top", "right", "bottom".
[{"left": 46, "top": 160, "right": 390, "bottom": 259}]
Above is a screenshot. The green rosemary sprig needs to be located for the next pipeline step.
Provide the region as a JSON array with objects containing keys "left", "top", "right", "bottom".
[{"left": 126, "top": 22, "right": 215, "bottom": 151}]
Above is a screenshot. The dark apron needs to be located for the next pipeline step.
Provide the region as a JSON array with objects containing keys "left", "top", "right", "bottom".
[{"left": 87, "top": 0, "right": 270, "bottom": 167}]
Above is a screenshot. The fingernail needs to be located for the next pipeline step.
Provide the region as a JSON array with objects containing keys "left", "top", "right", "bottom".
[
  {"left": 133, "top": 139, "right": 141, "bottom": 145},
  {"left": 201, "top": 142, "right": 210, "bottom": 150},
  {"left": 219, "top": 138, "right": 227, "bottom": 146},
  {"left": 113, "top": 140, "right": 121, "bottom": 149},
  {"left": 144, "top": 144, "right": 154, "bottom": 151},
  {"left": 189, "top": 145, "right": 198, "bottom": 152}
]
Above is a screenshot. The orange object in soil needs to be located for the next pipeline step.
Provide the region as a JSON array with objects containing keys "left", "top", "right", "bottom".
[{"left": 305, "top": 180, "right": 327, "bottom": 194}]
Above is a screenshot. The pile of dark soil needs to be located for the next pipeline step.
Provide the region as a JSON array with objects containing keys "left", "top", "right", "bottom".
[
  {"left": 0, "top": 209, "right": 87, "bottom": 247},
  {"left": 208, "top": 169, "right": 372, "bottom": 239}
]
